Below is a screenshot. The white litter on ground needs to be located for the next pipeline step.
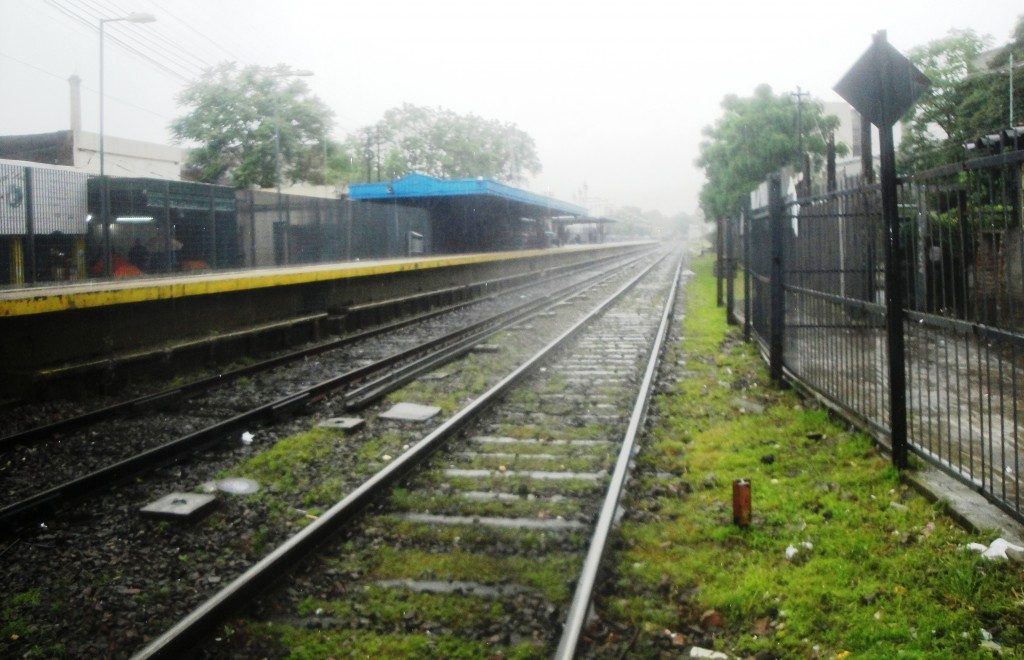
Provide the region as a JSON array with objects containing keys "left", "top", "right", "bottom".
[{"left": 963, "top": 537, "right": 1024, "bottom": 561}]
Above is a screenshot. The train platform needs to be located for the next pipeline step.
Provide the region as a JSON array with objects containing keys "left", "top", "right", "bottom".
[
  {"left": 0, "top": 242, "right": 649, "bottom": 392},
  {"left": 0, "top": 244, "right": 628, "bottom": 317}
]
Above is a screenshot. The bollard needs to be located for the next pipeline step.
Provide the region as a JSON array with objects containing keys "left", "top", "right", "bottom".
[{"left": 732, "top": 478, "right": 751, "bottom": 527}]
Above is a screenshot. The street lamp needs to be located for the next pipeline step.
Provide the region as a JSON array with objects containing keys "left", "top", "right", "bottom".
[
  {"left": 268, "top": 68, "right": 313, "bottom": 264},
  {"left": 99, "top": 12, "right": 156, "bottom": 276}
]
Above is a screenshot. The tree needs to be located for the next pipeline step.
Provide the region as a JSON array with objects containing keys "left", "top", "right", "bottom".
[
  {"left": 344, "top": 104, "right": 541, "bottom": 183},
  {"left": 172, "top": 63, "right": 333, "bottom": 188},
  {"left": 696, "top": 85, "right": 844, "bottom": 221},
  {"left": 899, "top": 29, "right": 991, "bottom": 170},
  {"left": 900, "top": 18, "right": 1024, "bottom": 171}
]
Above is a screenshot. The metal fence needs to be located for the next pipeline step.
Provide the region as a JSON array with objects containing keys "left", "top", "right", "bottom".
[
  {"left": 722, "top": 145, "right": 1024, "bottom": 524},
  {"left": 0, "top": 161, "right": 432, "bottom": 288}
]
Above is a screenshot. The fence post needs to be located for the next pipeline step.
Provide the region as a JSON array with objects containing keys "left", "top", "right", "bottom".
[
  {"left": 768, "top": 173, "right": 785, "bottom": 383},
  {"left": 742, "top": 199, "right": 752, "bottom": 342},
  {"left": 101, "top": 175, "right": 112, "bottom": 278},
  {"left": 208, "top": 185, "right": 217, "bottom": 269},
  {"left": 23, "top": 167, "right": 35, "bottom": 284},
  {"left": 163, "top": 180, "right": 172, "bottom": 273},
  {"left": 716, "top": 217, "right": 724, "bottom": 307},
  {"left": 879, "top": 124, "right": 908, "bottom": 469},
  {"left": 726, "top": 216, "right": 737, "bottom": 325}
]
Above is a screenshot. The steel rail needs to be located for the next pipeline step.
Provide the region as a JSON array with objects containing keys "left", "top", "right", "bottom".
[
  {"left": 554, "top": 257, "right": 682, "bottom": 658},
  {"left": 0, "top": 254, "right": 649, "bottom": 528},
  {"left": 0, "top": 250, "right": 648, "bottom": 452},
  {"left": 132, "top": 254, "right": 670, "bottom": 660}
]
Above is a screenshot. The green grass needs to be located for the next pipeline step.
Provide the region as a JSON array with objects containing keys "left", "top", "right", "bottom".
[
  {"left": 366, "top": 516, "right": 588, "bottom": 553},
  {"left": 388, "top": 487, "right": 585, "bottom": 520},
  {"left": 322, "top": 546, "right": 577, "bottom": 602},
  {"left": 295, "top": 585, "right": 515, "bottom": 634},
  {"left": 240, "top": 622, "right": 543, "bottom": 659},
  {"left": 598, "top": 255, "right": 1024, "bottom": 658}
]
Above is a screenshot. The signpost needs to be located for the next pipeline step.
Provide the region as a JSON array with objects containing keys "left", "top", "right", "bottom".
[{"left": 834, "top": 31, "right": 929, "bottom": 469}]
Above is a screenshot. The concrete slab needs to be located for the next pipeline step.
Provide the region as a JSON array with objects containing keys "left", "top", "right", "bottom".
[
  {"left": 471, "top": 344, "right": 501, "bottom": 353},
  {"left": 200, "top": 477, "right": 260, "bottom": 495},
  {"left": 140, "top": 492, "right": 217, "bottom": 520},
  {"left": 444, "top": 468, "right": 606, "bottom": 481},
  {"left": 904, "top": 467, "right": 1023, "bottom": 546},
  {"left": 379, "top": 402, "right": 441, "bottom": 422},
  {"left": 396, "top": 512, "right": 586, "bottom": 531},
  {"left": 318, "top": 416, "right": 365, "bottom": 432}
]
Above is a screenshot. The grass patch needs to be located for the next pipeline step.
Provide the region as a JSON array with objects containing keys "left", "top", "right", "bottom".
[
  {"left": 491, "top": 421, "right": 612, "bottom": 441},
  {"left": 296, "top": 586, "right": 511, "bottom": 633},
  {"left": 367, "top": 516, "right": 588, "bottom": 553},
  {"left": 388, "top": 488, "right": 585, "bottom": 520},
  {"left": 597, "top": 255, "right": 1024, "bottom": 658},
  {"left": 449, "top": 451, "right": 609, "bottom": 473},
  {"left": 243, "top": 622, "right": 543, "bottom": 659},
  {"left": 438, "top": 472, "right": 605, "bottom": 497},
  {"left": 329, "top": 546, "right": 577, "bottom": 602},
  {"left": 225, "top": 427, "right": 337, "bottom": 495}
]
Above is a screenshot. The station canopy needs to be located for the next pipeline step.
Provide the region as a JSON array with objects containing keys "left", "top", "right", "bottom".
[{"left": 348, "top": 173, "right": 587, "bottom": 218}]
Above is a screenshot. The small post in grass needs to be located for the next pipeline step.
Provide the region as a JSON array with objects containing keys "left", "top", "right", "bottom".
[{"left": 732, "top": 478, "right": 752, "bottom": 527}]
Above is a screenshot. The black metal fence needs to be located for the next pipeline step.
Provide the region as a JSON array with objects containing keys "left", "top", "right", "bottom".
[
  {"left": 722, "top": 146, "right": 1024, "bottom": 524},
  {"left": 0, "top": 162, "right": 432, "bottom": 288}
]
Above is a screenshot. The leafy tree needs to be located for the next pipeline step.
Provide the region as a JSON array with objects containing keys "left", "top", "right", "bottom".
[
  {"left": 901, "top": 17, "right": 1024, "bottom": 170},
  {"left": 696, "top": 85, "right": 844, "bottom": 221},
  {"left": 899, "top": 30, "right": 991, "bottom": 169},
  {"left": 172, "top": 63, "right": 333, "bottom": 188},
  {"left": 345, "top": 104, "right": 541, "bottom": 183}
]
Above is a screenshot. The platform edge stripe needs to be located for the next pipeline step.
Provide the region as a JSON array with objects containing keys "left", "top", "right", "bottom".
[{"left": 0, "top": 245, "right": 636, "bottom": 318}]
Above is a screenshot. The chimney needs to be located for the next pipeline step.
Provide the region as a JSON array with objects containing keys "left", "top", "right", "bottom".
[{"left": 69, "top": 74, "right": 82, "bottom": 135}]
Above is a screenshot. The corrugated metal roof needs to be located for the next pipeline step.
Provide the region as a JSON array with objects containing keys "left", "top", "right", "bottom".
[{"left": 348, "top": 173, "right": 587, "bottom": 216}]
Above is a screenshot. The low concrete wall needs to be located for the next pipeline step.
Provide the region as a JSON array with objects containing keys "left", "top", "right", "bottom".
[{"left": 0, "top": 243, "right": 649, "bottom": 386}]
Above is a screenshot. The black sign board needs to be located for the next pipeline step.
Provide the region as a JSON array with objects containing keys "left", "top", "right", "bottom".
[{"left": 834, "top": 31, "right": 930, "bottom": 127}]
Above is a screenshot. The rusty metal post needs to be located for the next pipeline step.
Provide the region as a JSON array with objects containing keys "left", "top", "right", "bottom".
[{"left": 732, "top": 479, "right": 751, "bottom": 527}]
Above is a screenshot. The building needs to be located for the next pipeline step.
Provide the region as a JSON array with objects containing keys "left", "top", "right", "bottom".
[{"left": 0, "top": 129, "right": 183, "bottom": 181}]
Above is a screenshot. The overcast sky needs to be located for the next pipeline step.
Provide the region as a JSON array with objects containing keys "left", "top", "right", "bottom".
[{"left": 1, "top": 0, "right": 1021, "bottom": 217}]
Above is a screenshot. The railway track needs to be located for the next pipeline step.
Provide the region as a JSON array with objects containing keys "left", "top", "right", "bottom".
[
  {"left": 0, "top": 246, "right": 681, "bottom": 658},
  {"left": 0, "top": 250, "right": 638, "bottom": 445},
  {"left": 135, "top": 249, "right": 684, "bottom": 658},
  {"left": 0, "top": 251, "right": 653, "bottom": 529}
]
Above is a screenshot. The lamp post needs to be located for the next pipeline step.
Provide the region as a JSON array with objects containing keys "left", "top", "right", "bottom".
[
  {"left": 98, "top": 12, "right": 155, "bottom": 276},
  {"left": 268, "top": 68, "right": 313, "bottom": 265}
]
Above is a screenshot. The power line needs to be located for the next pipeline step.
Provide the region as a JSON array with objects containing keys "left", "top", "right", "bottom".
[
  {"left": 43, "top": 0, "right": 193, "bottom": 82},
  {"left": 78, "top": 0, "right": 216, "bottom": 73},
  {"left": 59, "top": 0, "right": 207, "bottom": 77},
  {"left": 138, "top": 0, "right": 243, "bottom": 63},
  {"left": 0, "top": 50, "right": 175, "bottom": 121}
]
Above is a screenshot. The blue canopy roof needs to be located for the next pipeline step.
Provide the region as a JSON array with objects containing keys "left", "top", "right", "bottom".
[{"left": 348, "top": 173, "right": 587, "bottom": 217}]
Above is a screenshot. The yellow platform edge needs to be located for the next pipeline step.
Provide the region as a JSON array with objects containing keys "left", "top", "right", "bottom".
[{"left": 0, "top": 244, "right": 624, "bottom": 318}]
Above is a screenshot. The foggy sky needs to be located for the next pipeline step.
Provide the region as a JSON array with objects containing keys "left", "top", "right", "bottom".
[{"left": 1, "top": 0, "right": 1021, "bottom": 217}]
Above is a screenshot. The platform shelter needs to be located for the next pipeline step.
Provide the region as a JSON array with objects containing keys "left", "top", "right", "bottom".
[{"left": 348, "top": 173, "right": 588, "bottom": 253}]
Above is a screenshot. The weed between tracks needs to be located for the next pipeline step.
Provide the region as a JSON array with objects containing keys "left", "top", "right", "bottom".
[{"left": 589, "top": 256, "right": 1024, "bottom": 658}]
